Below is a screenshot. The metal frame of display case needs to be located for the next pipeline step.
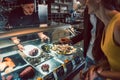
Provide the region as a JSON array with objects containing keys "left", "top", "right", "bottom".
[{"left": 0, "top": 24, "right": 71, "bottom": 39}]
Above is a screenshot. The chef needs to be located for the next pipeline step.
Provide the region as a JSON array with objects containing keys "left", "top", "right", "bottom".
[{"left": 7, "top": 0, "right": 49, "bottom": 51}]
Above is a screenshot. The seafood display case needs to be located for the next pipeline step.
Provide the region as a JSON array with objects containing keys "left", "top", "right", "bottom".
[{"left": 0, "top": 24, "right": 85, "bottom": 80}]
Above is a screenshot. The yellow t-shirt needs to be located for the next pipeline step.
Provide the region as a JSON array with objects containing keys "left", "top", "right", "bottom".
[{"left": 101, "top": 13, "right": 120, "bottom": 71}]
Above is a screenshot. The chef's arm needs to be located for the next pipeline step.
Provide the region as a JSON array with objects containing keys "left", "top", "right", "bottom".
[
  {"left": 11, "top": 37, "right": 20, "bottom": 45},
  {"left": 37, "top": 32, "right": 49, "bottom": 42},
  {"left": 11, "top": 37, "right": 24, "bottom": 51}
]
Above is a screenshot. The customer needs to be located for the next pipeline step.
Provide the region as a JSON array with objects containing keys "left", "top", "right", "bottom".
[
  {"left": 7, "top": 0, "right": 49, "bottom": 51},
  {"left": 60, "top": 0, "right": 105, "bottom": 68},
  {"left": 60, "top": 0, "right": 107, "bottom": 79},
  {"left": 82, "top": 0, "right": 120, "bottom": 79}
]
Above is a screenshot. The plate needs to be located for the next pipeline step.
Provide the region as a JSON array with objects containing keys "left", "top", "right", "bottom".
[
  {"left": 51, "top": 44, "right": 77, "bottom": 55},
  {"left": 23, "top": 45, "right": 41, "bottom": 58}
]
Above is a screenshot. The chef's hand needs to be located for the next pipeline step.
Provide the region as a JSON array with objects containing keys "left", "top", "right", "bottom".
[
  {"left": 59, "top": 37, "right": 72, "bottom": 44},
  {"left": 38, "top": 32, "right": 49, "bottom": 42},
  {"left": 17, "top": 44, "right": 24, "bottom": 51},
  {"left": 11, "top": 37, "right": 24, "bottom": 51}
]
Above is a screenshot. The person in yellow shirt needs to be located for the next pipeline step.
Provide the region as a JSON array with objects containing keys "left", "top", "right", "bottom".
[{"left": 80, "top": 0, "right": 120, "bottom": 80}]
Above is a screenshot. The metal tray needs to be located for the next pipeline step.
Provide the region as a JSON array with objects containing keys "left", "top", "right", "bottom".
[{"left": 1, "top": 53, "right": 27, "bottom": 75}]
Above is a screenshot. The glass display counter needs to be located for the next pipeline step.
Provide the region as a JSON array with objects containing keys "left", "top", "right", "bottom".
[{"left": 0, "top": 24, "right": 85, "bottom": 80}]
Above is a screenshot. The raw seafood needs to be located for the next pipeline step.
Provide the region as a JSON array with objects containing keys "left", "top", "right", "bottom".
[
  {"left": 41, "top": 44, "right": 51, "bottom": 53},
  {"left": 41, "top": 64, "right": 49, "bottom": 72},
  {"left": 4, "top": 67, "right": 13, "bottom": 74},
  {"left": 0, "top": 57, "right": 15, "bottom": 73},
  {"left": 0, "top": 62, "right": 7, "bottom": 71},
  {"left": 52, "top": 44, "right": 76, "bottom": 55},
  {"left": 19, "top": 66, "right": 35, "bottom": 79},
  {"left": 29, "top": 48, "right": 38, "bottom": 56},
  {"left": 6, "top": 75, "right": 13, "bottom": 80}
]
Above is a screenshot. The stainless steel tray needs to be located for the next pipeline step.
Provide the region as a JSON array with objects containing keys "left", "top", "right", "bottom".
[{"left": 0, "top": 53, "right": 27, "bottom": 76}]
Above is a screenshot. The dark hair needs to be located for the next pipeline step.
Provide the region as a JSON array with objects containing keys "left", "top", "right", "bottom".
[
  {"left": 101, "top": 0, "right": 119, "bottom": 10},
  {"left": 18, "top": 0, "right": 34, "bottom": 5},
  {"left": 115, "top": 0, "right": 120, "bottom": 11}
]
